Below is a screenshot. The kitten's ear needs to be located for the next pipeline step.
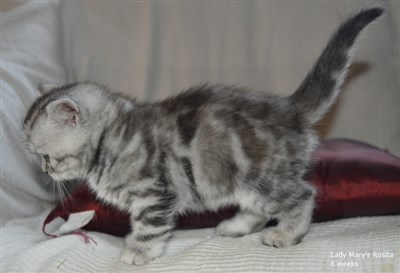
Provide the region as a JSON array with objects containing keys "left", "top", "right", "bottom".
[
  {"left": 46, "top": 98, "right": 81, "bottom": 126},
  {"left": 38, "top": 83, "right": 59, "bottom": 95}
]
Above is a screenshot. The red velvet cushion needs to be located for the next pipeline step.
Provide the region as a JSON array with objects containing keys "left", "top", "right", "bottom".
[
  {"left": 43, "top": 139, "right": 400, "bottom": 237},
  {"left": 309, "top": 139, "right": 400, "bottom": 221}
]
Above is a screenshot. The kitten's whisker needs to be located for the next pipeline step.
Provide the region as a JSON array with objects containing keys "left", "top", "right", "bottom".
[
  {"left": 58, "top": 181, "right": 70, "bottom": 212},
  {"left": 65, "top": 182, "right": 78, "bottom": 209},
  {"left": 60, "top": 181, "right": 72, "bottom": 210},
  {"left": 50, "top": 177, "right": 56, "bottom": 198},
  {"left": 58, "top": 181, "right": 67, "bottom": 207},
  {"left": 55, "top": 181, "right": 66, "bottom": 210}
]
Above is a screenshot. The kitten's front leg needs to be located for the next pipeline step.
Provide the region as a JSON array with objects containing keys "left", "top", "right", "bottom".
[{"left": 121, "top": 195, "right": 176, "bottom": 265}]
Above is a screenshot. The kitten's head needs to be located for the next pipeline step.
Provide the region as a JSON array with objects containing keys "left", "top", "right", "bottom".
[{"left": 22, "top": 83, "right": 108, "bottom": 182}]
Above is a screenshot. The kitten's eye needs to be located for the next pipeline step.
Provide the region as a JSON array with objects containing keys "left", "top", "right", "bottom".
[{"left": 43, "top": 154, "right": 50, "bottom": 163}]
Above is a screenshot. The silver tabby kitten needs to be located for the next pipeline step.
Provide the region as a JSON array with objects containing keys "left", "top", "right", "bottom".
[{"left": 23, "top": 8, "right": 383, "bottom": 265}]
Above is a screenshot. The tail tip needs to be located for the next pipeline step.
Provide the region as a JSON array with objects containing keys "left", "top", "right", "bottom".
[{"left": 360, "top": 6, "right": 385, "bottom": 21}]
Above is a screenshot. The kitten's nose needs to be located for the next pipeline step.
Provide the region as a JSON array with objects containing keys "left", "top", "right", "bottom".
[{"left": 42, "top": 162, "right": 51, "bottom": 175}]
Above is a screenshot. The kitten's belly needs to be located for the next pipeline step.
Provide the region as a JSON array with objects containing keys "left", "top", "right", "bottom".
[{"left": 176, "top": 182, "right": 238, "bottom": 214}]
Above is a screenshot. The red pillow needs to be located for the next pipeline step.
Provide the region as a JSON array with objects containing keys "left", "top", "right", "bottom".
[
  {"left": 309, "top": 139, "right": 400, "bottom": 221},
  {"left": 43, "top": 139, "right": 400, "bottom": 237}
]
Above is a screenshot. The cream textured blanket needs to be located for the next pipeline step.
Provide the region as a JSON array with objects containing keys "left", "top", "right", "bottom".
[{"left": 2, "top": 213, "right": 399, "bottom": 273}]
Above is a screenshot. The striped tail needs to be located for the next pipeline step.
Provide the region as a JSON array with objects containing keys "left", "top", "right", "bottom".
[{"left": 289, "top": 7, "right": 384, "bottom": 124}]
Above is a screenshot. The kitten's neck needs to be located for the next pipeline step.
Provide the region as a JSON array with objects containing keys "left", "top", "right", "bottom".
[{"left": 83, "top": 95, "right": 134, "bottom": 179}]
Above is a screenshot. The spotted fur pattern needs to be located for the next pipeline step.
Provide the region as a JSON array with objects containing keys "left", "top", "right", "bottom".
[{"left": 23, "top": 8, "right": 383, "bottom": 265}]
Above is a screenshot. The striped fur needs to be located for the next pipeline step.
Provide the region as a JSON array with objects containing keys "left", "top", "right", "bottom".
[{"left": 22, "top": 8, "right": 383, "bottom": 265}]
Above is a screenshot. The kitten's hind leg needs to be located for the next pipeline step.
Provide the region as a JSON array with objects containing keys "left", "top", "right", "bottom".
[
  {"left": 262, "top": 185, "right": 315, "bottom": 247},
  {"left": 216, "top": 211, "right": 267, "bottom": 237}
]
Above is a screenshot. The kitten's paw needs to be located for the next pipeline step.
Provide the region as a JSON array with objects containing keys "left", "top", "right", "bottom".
[
  {"left": 262, "top": 229, "right": 298, "bottom": 248},
  {"left": 120, "top": 248, "right": 151, "bottom": 266}
]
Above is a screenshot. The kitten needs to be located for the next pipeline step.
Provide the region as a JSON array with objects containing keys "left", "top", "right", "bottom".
[{"left": 23, "top": 8, "right": 383, "bottom": 265}]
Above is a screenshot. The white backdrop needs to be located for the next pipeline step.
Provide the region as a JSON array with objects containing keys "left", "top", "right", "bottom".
[{"left": 61, "top": 1, "right": 400, "bottom": 156}]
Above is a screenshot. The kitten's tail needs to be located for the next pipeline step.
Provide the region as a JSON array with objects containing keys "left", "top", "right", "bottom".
[{"left": 289, "top": 7, "right": 384, "bottom": 124}]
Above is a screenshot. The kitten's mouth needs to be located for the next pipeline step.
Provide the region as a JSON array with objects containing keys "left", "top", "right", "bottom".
[
  {"left": 47, "top": 173, "right": 60, "bottom": 181},
  {"left": 46, "top": 172, "right": 64, "bottom": 182},
  {"left": 48, "top": 172, "right": 82, "bottom": 183}
]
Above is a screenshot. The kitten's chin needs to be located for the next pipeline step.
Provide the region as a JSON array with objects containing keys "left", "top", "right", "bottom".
[
  {"left": 49, "top": 173, "right": 79, "bottom": 183},
  {"left": 50, "top": 175, "right": 65, "bottom": 182}
]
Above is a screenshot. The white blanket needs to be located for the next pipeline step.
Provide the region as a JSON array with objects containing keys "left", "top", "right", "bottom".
[{"left": 2, "top": 213, "right": 399, "bottom": 273}]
